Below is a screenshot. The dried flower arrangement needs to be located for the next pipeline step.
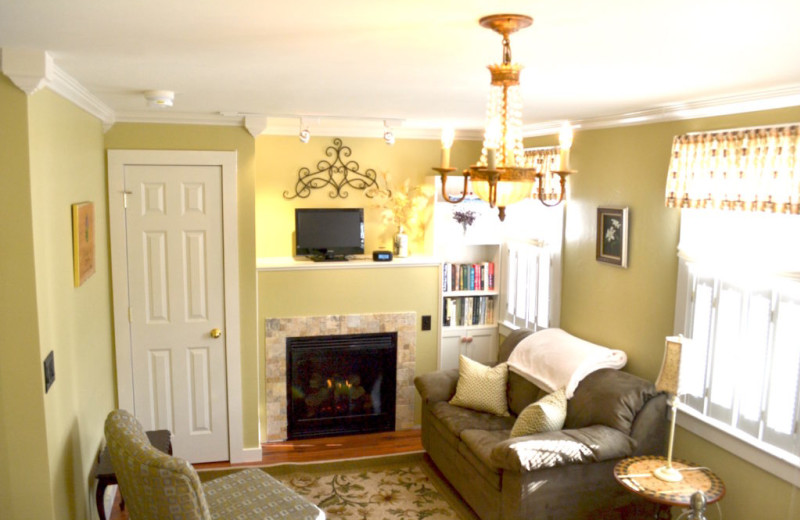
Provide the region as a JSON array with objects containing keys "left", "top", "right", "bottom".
[
  {"left": 452, "top": 209, "right": 477, "bottom": 233},
  {"left": 366, "top": 173, "right": 434, "bottom": 247}
]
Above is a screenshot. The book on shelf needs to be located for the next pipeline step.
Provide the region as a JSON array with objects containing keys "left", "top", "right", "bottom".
[
  {"left": 442, "top": 262, "right": 495, "bottom": 292},
  {"left": 442, "top": 296, "right": 496, "bottom": 327}
]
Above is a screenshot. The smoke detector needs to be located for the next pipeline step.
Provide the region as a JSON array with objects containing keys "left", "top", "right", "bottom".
[{"left": 144, "top": 90, "right": 175, "bottom": 108}]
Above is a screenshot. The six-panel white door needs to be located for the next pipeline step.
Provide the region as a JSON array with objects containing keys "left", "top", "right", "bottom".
[{"left": 124, "top": 163, "right": 229, "bottom": 463}]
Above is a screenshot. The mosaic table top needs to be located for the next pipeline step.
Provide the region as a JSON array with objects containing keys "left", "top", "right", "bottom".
[{"left": 614, "top": 456, "right": 726, "bottom": 507}]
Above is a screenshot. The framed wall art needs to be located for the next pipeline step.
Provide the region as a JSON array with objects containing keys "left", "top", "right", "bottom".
[
  {"left": 72, "top": 201, "right": 95, "bottom": 286},
  {"left": 596, "top": 207, "right": 629, "bottom": 268}
]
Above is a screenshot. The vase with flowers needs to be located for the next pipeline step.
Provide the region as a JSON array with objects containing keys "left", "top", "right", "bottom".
[
  {"left": 366, "top": 173, "right": 433, "bottom": 257},
  {"left": 452, "top": 209, "right": 477, "bottom": 235}
]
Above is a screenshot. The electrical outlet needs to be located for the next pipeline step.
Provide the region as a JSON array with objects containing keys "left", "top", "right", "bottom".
[
  {"left": 421, "top": 315, "right": 432, "bottom": 331},
  {"left": 44, "top": 351, "right": 55, "bottom": 393}
]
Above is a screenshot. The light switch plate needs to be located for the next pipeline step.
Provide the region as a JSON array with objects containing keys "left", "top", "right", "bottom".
[{"left": 44, "top": 351, "right": 55, "bottom": 393}]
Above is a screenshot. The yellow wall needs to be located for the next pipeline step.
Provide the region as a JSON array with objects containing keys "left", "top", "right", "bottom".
[
  {"left": 104, "top": 123, "right": 260, "bottom": 449},
  {"left": 26, "top": 87, "right": 115, "bottom": 520},
  {"left": 253, "top": 135, "right": 481, "bottom": 439},
  {"left": 255, "top": 135, "right": 479, "bottom": 258},
  {"left": 558, "top": 106, "right": 800, "bottom": 520},
  {"left": 0, "top": 75, "right": 56, "bottom": 520},
  {"left": 257, "top": 266, "right": 440, "bottom": 435}
]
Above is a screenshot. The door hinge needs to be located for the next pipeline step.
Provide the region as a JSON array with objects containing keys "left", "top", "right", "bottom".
[
  {"left": 128, "top": 307, "right": 132, "bottom": 323},
  {"left": 123, "top": 190, "right": 133, "bottom": 208}
]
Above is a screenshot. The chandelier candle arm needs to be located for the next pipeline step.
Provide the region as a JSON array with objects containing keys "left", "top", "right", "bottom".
[
  {"left": 432, "top": 13, "right": 576, "bottom": 221},
  {"left": 441, "top": 127, "right": 455, "bottom": 169}
]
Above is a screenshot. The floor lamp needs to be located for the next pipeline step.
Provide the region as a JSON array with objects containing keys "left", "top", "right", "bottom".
[{"left": 654, "top": 336, "right": 684, "bottom": 482}]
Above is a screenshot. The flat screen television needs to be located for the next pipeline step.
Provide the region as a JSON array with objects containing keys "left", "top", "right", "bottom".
[{"left": 295, "top": 208, "right": 365, "bottom": 261}]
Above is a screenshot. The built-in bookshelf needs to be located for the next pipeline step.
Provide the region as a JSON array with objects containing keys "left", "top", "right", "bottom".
[{"left": 434, "top": 178, "right": 502, "bottom": 371}]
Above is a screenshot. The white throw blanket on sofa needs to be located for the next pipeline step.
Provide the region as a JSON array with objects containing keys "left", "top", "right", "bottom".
[{"left": 507, "top": 328, "right": 627, "bottom": 399}]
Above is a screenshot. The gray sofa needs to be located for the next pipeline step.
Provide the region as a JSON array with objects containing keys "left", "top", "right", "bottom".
[{"left": 414, "top": 329, "right": 667, "bottom": 520}]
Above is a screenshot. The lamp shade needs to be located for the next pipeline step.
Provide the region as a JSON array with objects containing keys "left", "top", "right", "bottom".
[{"left": 655, "top": 336, "right": 683, "bottom": 395}]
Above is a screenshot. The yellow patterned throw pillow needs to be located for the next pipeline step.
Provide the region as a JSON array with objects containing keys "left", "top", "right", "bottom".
[
  {"left": 449, "top": 355, "right": 509, "bottom": 416},
  {"left": 510, "top": 388, "right": 567, "bottom": 437}
]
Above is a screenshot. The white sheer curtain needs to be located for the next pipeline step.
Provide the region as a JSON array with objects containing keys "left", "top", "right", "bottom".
[
  {"left": 523, "top": 147, "right": 561, "bottom": 201},
  {"left": 665, "top": 125, "right": 800, "bottom": 214}
]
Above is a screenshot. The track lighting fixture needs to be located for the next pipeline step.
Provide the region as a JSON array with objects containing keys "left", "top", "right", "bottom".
[
  {"left": 383, "top": 120, "right": 395, "bottom": 146},
  {"left": 298, "top": 118, "right": 311, "bottom": 143}
]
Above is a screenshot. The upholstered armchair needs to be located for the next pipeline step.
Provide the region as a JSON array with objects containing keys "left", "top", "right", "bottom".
[{"left": 104, "top": 409, "right": 324, "bottom": 520}]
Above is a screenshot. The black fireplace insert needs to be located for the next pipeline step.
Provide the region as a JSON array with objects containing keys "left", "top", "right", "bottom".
[{"left": 286, "top": 332, "right": 397, "bottom": 439}]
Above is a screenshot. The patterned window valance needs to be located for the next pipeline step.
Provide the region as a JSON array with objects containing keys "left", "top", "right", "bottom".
[
  {"left": 665, "top": 125, "right": 800, "bottom": 214},
  {"left": 523, "top": 147, "right": 562, "bottom": 201}
]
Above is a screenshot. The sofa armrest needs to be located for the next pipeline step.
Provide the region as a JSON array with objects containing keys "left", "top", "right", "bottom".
[
  {"left": 489, "top": 425, "right": 636, "bottom": 473},
  {"left": 414, "top": 369, "right": 459, "bottom": 404}
]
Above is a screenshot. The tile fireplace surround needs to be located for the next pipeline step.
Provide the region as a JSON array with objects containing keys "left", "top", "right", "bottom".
[{"left": 264, "top": 312, "right": 416, "bottom": 442}]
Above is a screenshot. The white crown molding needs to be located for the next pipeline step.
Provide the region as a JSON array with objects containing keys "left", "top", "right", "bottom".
[
  {"left": 1, "top": 48, "right": 50, "bottom": 94},
  {"left": 523, "top": 85, "right": 800, "bottom": 137},
  {"left": 244, "top": 115, "right": 267, "bottom": 137},
  {"left": 47, "top": 60, "right": 116, "bottom": 129},
  {"left": 114, "top": 110, "right": 244, "bottom": 127},
  {"left": 1, "top": 48, "right": 115, "bottom": 129},
  {"left": 5, "top": 46, "right": 797, "bottom": 140}
]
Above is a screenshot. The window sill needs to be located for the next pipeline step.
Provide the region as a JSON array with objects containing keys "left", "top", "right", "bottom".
[{"left": 677, "top": 406, "right": 800, "bottom": 487}]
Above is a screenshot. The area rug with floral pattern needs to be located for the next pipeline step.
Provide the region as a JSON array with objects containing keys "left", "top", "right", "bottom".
[{"left": 199, "top": 452, "right": 477, "bottom": 520}]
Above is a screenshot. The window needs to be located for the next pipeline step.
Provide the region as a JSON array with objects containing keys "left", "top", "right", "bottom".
[
  {"left": 674, "top": 209, "right": 800, "bottom": 484},
  {"left": 501, "top": 240, "right": 558, "bottom": 332}
]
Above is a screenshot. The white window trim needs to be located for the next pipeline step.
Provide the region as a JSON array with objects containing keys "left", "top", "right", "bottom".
[
  {"left": 498, "top": 237, "right": 562, "bottom": 334},
  {"left": 674, "top": 256, "right": 800, "bottom": 486},
  {"left": 677, "top": 407, "right": 800, "bottom": 487}
]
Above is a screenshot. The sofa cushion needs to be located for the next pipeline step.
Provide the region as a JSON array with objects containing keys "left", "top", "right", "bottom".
[
  {"left": 449, "top": 356, "right": 510, "bottom": 416},
  {"left": 507, "top": 370, "right": 548, "bottom": 417},
  {"left": 429, "top": 401, "right": 515, "bottom": 440},
  {"left": 565, "top": 369, "right": 657, "bottom": 434},
  {"left": 510, "top": 389, "right": 567, "bottom": 438},
  {"left": 459, "top": 429, "right": 509, "bottom": 486},
  {"left": 489, "top": 425, "right": 637, "bottom": 472},
  {"left": 414, "top": 368, "right": 459, "bottom": 404}
]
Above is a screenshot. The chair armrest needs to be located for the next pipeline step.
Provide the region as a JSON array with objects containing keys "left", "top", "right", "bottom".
[
  {"left": 414, "top": 369, "right": 459, "bottom": 404},
  {"left": 490, "top": 425, "right": 636, "bottom": 472}
]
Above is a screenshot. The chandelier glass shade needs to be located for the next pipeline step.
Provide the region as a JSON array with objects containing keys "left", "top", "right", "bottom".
[{"left": 434, "top": 14, "right": 575, "bottom": 221}]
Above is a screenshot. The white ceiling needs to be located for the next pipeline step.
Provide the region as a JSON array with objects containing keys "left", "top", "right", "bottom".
[{"left": 1, "top": 0, "right": 799, "bottom": 136}]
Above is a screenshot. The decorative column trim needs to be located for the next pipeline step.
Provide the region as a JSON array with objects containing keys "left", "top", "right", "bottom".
[{"left": 1, "top": 47, "right": 115, "bottom": 129}]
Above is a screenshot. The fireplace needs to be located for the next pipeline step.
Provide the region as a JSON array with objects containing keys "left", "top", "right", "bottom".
[{"left": 286, "top": 332, "right": 397, "bottom": 439}]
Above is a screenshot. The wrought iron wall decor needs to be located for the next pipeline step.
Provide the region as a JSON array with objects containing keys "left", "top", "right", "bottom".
[{"left": 284, "top": 138, "right": 383, "bottom": 199}]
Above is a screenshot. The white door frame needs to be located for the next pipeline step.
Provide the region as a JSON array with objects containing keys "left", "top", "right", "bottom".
[{"left": 107, "top": 149, "right": 247, "bottom": 462}]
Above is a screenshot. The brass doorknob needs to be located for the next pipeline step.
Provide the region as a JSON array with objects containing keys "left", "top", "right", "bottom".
[{"left": 210, "top": 328, "right": 222, "bottom": 338}]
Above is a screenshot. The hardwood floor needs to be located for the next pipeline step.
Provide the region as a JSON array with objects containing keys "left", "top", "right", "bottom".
[{"left": 107, "top": 429, "right": 423, "bottom": 520}]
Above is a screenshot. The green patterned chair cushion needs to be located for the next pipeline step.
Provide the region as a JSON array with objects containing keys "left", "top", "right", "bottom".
[{"left": 105, "top": 410, "right": 324, "bottom": 520}]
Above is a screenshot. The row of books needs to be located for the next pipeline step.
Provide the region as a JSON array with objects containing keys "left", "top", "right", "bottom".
[
  {"left": 443, "top": 296, "right": 495, "bottom": 327},
  {"left": 442, "top": 262, "right": 495, "bottom": 292}
]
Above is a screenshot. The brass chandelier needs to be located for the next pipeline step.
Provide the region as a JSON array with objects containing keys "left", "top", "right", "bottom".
[{"left": 433, "top": 14, "right": 575, "bottom": 221}]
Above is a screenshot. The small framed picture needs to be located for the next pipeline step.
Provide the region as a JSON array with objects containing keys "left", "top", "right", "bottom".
[
  {"left": 596, "top": 207, "right": 629, "bottom": 268},
  {"left": 72, "top": 202, "right": 96, "bottom": 286}
]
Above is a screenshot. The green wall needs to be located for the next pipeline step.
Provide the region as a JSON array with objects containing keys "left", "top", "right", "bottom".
[
  {"left": 104, "top": 123, "right": 260, "bottom": 450},
  {"left": 0, "top": 74, "right": 116, "bottom": 520},
  {"left": 559, "top": 106, "right": 800, "bottom": 520},
  {"left": 0, "top": 74, "right": 55, "bottom": 520},
  {"left": 28, "top": 87, "right": 115, "bottom": 520}
]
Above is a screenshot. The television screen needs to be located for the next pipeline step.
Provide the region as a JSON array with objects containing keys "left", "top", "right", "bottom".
[{"left": 295, "top": 208, "right": 365, "bottom": 260}]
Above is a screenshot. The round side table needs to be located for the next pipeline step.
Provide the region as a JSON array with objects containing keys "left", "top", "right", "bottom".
[{"left": 614, "top": 456, "right": 725, "bottom": 519}]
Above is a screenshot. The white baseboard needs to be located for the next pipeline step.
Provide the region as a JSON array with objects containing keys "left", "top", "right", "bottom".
[{"left": 231, "top": 446, "right": 263, "bottom": 464}]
